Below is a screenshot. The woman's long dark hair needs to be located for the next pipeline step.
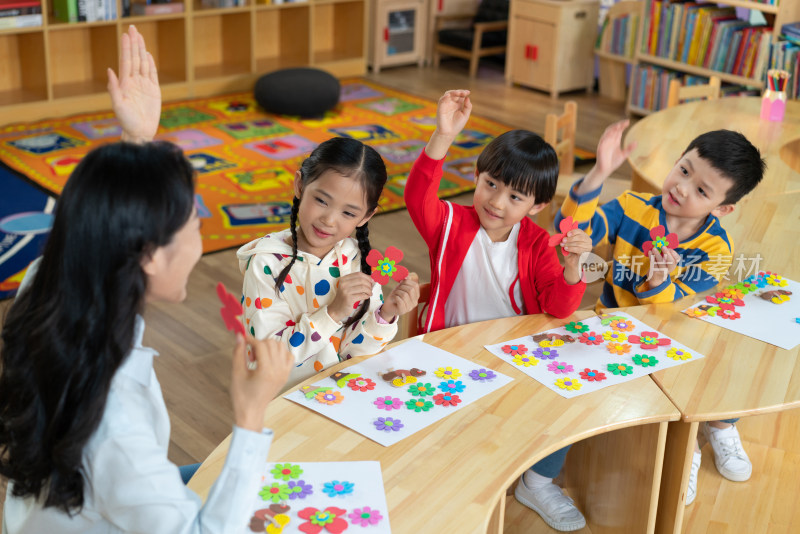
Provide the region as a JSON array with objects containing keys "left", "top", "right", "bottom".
[
  {"left": 0, "top": 141, "right": 195, "bottom": 513},
  {"left": 275, "top": 137, "right": 387, "bottom": 330}
]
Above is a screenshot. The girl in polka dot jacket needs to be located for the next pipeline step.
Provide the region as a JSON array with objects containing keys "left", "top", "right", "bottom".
[{"left": 238, "top": 137, "right": 420, "bottom": 388}]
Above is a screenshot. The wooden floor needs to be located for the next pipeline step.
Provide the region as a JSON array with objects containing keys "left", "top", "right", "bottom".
[{"left": 2, "top": 60, "right": 798, "bottom": 533}]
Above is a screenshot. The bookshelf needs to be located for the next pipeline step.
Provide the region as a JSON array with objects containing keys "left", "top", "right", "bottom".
[
  {"left": 0, "top": 0, "right": 368, "bottom": 124},
  {"left": 626, "top": 0, "right": 800, "bottom": 116},
  {"left": 595, "top": 0, "right": 641, "bottom": 101}
]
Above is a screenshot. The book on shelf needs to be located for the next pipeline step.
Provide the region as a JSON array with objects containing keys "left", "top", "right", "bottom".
[
  {"left": 596, "top": 11, "right": 639, "bottom": 58},
  {"left": 131, "top": 1, "right": 183, "bottom": 15},
  {"left": 0, "top": 0, "right": 41, "bottom": 17},
  {"left": 53, "top": 0, "right": 116, "bottom": 21},
  {"left": 0, "top": 12, "right": 40, "bottom": 26},
  {"left": 770, "top": 39, "right": 800, "bottom": 99}
]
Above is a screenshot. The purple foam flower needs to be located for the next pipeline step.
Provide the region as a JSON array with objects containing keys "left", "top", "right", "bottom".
[
  {"left": 533, "top": 347, "right": 559, "bottom": 360},
  {"left": 348, "top": 506, "right": 384, "bottom": 527},
  {"left": 373, "top": 396, "right": 403, "bottom": 411},
  {"left": 374, "top": 417, "right": 403, "bottom": 432},
  {"left": 469, "top": 368, "right": 496, "bottom": 381},
  {"left": 287, "top": 480, "right": 313, "bottom": 500}
]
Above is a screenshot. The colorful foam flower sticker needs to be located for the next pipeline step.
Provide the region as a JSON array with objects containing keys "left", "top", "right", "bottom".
[
  {"left": 683, "top": 307, "right": 707, "bottom": 318},
  {"left": 347, "top": 377, "right": 376, "bottom": 392},
  {"left": 602, "top": 330, "right": 628, "bottom": 342},
  {"left": 579, "top": 368, "right": 606, "bottom": 382},
  {"left": 565, "top": 321, "right": 589, "bottom": 333},
  {"left": 260, "top": 482, "right": 292, "bottom": 503},
  {"left": 316, "top": 391, "right": 344, "bottom": 405},
  {"left": 365, "top": 246, "right": 409, "bottom": 285},
  {"left": 666, "top": 348, "right": 692, "bottom": 360},
  {"left": 433, "top": 393, "right": 462, "bottom": 407},
  {"left": 606, "top": 342, "right": 632, "bottom": 355},
  {"left": 554, "top": 377, "right": 582, "bottom": 391},
  {"left": 434, "top": 366, "right": 461, "bottom": 379},
  {"left": 373, "top": 396, "right": 402, "bottom": 411},
  {"left": 469, "top": 368, "right": 496, "bottom": 381},
  {"left": 608, "top": 318, "right": 635, "bottom": 332},
  {"left": 736, "top": 282, "right": 759, "bottom": 294},
  {"left": 547, "top": 361, "right": 574, "bottom": 374},
  {"left": 298, "top": 506, "right": 348, "bottom": 534},
  {"left": 407, "top": 382, "right": 435, "bottom": 397},
  {"left": 512, "top": 354, "right": 537, "bottom": 367},
  {"left": 642, "top": 225, "right": 678, "bottom": 256},
  {"left": 716, "top": 305, "right": 741, "bottom": 320},
  {"left": 288, "top": 480, "right": 314, "bottom": 500},
  {"left": 705, "top": 306, "right": 722, "bottom": 317},
  {"left": 721, "top": 287, "right": 745, "bottom": 300},
  {"left": 322, "top": 481, "right": 354, "bottom": 498},
  {"left": 271, "top": 463, "right": 303, "bottom": 481},
  {"left": 628, "top": 331, "right": 671, "bottom": 350},
  {"left": 579, "top": 331, "right": 604, "bottom": 345},
  {"left": 706, "top": 292, "right": 744, "bottom": 307},
  {"left": 533, "top": 347, "right": 559, "bottom": 360},
  {"left": 607, "top": 363, "right": 634, "bottom": 376},
  {"left": 348, "top": 506, "right": 383, "bottom": 527},
  {"left": 405, "top": 398, "right": 434, "bottom": 412},
  {"left": 216, "top": 282, "right": 246, "bottom": 336},
  {"left": 301, "top": 385, "right": 333, "bottom": 399},
  {"left": 374, "top": 417, "right": 403, "bottom": 433},
  {"left": 438, "top": 380, "right": 466, "bottom": 394},
  {"left": 600, "top": 315, "right": 628, "bottom": 326},
  {"left": 764, "top": 272, "right": 788, "bottom": 287},
  {"left": 548, "top": 215, "right": 580, "bottom": 255},
  {"left": 501, "top": 344, "right": 528, "bottom": 356},
  {"left": 632, "top": 354, "right": 659, "bottom": 367}
]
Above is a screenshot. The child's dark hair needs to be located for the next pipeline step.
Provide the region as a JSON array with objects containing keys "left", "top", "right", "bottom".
[
  {"left": 0, "top": 141, "right": 195, "bottom": 513},
  {"left": 276, "top": 137, "right": 387, "bottom": 330},
  {"left": 476, "top": 129, "right": 559, "bottom": 203},
  {"left": 683, "top": 130, "right": 766, "bottom": 205}
]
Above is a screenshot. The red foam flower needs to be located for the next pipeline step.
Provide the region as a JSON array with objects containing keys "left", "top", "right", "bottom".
[
  {"left": 547, "top": 216, "right": 580, "bottom": 255},
  {"left": 298, "top": 506, "right": 348, "bottom": 534},
  {"left": 642, "top": 225, "right": 678, "bottom": 256},
  {"left": 627, "top": 331, "right": 671, "bottom": 350},
  {"left": 578, "top": 331, "right": 604, "bottom": 345},
  {"left": 216, "top": 282, "right": 245, "bottom": 336},
  {"left": 347, "top": 377, "right": 376, "bottom": 392},
  {"left": 366, "top": 246, "right": 409, "bottom": 285},
  {"left": 716, "top": 303, "right": 741, "bottom": 320},
  {"left": 502, "top": 344, "right": 528, "bottom": 356},
  {"left": 706, "top": 292, "right": 744, "bottom": 307},
  {"left": 579, "top": 368, "right": 607, "bottom": 382},
  {"left": 433, "top": 393, "right": 462, "bottom": 407}
]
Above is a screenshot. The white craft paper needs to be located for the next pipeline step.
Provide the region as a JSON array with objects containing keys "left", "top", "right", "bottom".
[
  {"left": 682, "top": 277, "right": 800, "bottom": 350},
  {"left": 484, "top": 311, "right": 704, "bottom": 398},
  {"left": 285, "top": 339, "right": 513, "bottom": 446},
  {"left": 246, "top": 461, "right": 390, "bottom": 533}
]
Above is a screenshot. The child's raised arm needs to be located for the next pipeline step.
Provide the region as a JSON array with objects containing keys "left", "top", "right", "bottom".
[
  {"left": 425, "top": 90, "right": 472, "bottom": 160},
  {"left": 107, "top": 25, "right": 161, "bottom": 144},
  {"left": 574, "top": 119, "right": 636, "bottom": 196}
]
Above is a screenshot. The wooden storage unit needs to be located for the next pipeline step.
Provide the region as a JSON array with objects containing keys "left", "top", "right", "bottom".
[
  {"left": 0, "top": 0, "right": 368, "bottom": 125},
  {"left": 367, "top": 0, "right": 427, "bottom": 72},
  {"left": 505, "top": 0, "right": 599, "bottom": 98},
  {"left": 594, "top": 0, "right": 641, "bottom": 102},
  {"left": 626, "top": 0, "right": 800, "bottom": 116}
]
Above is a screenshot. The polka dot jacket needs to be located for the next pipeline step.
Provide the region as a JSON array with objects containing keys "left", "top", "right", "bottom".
[{"left": 237, "top": 229, "right": 397, "bottom": 388}]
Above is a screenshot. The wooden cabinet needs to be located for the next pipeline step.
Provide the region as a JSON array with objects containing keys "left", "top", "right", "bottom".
[
  {"left": 505, "top": 0, "right": 598, "bottom": 98},
  {"left": 368, "top": 0, "right": 428, "bottom": 72},
  {"left": 0, "top": 0, "right": 368, "bottom": 125}
]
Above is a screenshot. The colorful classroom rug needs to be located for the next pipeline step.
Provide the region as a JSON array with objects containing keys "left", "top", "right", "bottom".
[
  {"left": 0, "top": 79, "right": 594, "bottom": 255},
  {"left": 0, "top": 164, "right": 54, "bottom": 299}
]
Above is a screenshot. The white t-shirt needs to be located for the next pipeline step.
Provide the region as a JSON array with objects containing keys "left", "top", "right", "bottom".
[{"left": 444, "top": 223, "right": 524, "bottom": 329}]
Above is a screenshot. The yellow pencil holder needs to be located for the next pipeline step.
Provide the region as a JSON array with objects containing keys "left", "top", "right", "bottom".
[{"left": 760, "top": 89, "right": 787, "bottom": 122}]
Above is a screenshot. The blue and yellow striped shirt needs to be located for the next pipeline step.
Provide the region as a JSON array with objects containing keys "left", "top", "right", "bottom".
[{"left": 556, "top": 179, "right": 733, "bottom": 310}]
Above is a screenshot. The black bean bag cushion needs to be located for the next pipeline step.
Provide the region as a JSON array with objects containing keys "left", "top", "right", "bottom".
[{"left": 254, "top": 68, "right": 340, "bottom": 118}]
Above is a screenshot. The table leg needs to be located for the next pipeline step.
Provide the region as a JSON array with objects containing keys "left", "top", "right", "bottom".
[
  {"left": 487, "top": 491, "right": 506, "bottom": 534},
  {"left": 654, "top": 420, "right": 699, "bottom": 534}
]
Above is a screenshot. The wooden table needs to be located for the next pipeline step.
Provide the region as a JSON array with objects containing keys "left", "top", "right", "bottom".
[
  {"left": 188, "top": 312, "right": 680, "bottom": 533},
  {"left": 624, "top": 97, "right": 800, "bottom": 198},
  {"left": 623, "top": 100, "right": 800, "bottom": 533}
]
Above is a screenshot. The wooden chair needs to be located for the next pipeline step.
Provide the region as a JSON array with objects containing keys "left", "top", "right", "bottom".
[
  {"left": 397, "top": 283, "right": 431, "bottom": 340},
  {"left": 666, "top": 76, "right": 721, "bottom": 108},
  {"left": 433, "top": 0, "right": 509, "bottom": 78}
]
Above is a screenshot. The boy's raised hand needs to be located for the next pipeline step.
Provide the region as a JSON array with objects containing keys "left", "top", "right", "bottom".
[
  {"left": 379, "top": 272, "right": 420, "bottom": 322},
  {"left": 578, "top": 120, "right": 636, "bottom": 195},
  {"left": 425, "top": 90, "right": 472, "bottom": 160},
  {"left": 107, "top": 25, "right": 161, "bottom": 144},
  {"left": 561, "top": 229, "right": 593, "bottom": 285}
]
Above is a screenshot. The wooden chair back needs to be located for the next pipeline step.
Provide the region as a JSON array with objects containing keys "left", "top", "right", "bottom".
[
  {"left": 544, "top": 100, "right": 577, "bottom": 176},
  {"left": 667, "top": 76, "right": 721, "bottom": 108}
]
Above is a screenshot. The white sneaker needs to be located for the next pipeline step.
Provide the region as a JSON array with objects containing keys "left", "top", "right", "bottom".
[
  {"left": 701, "top": 422, "right": 752, "bottom": 482},
  {"left": 514, "top": 475, "right": 586, "bottom": 532},
  {"left": 685, "top": 450, "right": 702, "bottom": 506}
]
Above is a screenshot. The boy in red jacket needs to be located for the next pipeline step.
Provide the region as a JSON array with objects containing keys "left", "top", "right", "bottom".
[{"left": 405, "top": 90, "right": 592, "bottom": 334}]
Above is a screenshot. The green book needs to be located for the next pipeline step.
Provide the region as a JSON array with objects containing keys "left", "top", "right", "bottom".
[{"left": 53, "top": 0, "right": 77, "bottom": 22}]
